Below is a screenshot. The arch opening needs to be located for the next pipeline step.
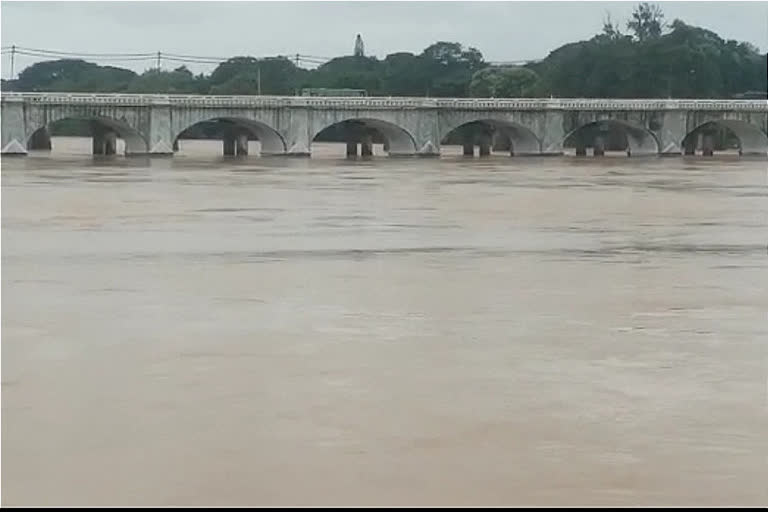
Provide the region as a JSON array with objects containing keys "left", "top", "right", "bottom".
[
  {"left": 173, "top": 117, "right": 286, "bottom": 157},
  {"left": 26, "top": 116, "right": 148, "bottom": 156},
  {"left": 681, "top": 120, "right": 768, "bottom": 157},
  {"left": 440, "top": 119, "right": 540, "bottom": 157},
  {"left": 563, "top": 120, "right": 658, "bottom": 157},
  {"left": 311, "top": 118, "right": 417, "bottom": 158}
]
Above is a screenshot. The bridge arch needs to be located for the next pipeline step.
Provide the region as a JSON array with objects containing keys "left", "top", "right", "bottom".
[
  {"left": 172, "top": 117, "right": 287, "bottom": 155},
  {"left": 25, "top": 115, "right": 148, "bottom": 155},
  {"left": 563, "top": 119, "right": 659, "bottom": 156},
  {"left": 310, "top": 117, "right": 418, "bottom": 156},
  {"left": 440, "top": 118, "right": 541, "bottom": 155},
  {"left": 681, "top": 120, "right": 768, "bottom": 156}
]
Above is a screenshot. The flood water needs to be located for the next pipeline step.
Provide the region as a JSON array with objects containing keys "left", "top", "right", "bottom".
[{"left": 2, "top": 137, "right": 766, "bottom": 506}]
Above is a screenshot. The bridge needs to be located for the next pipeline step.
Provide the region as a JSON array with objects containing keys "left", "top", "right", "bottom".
[{"left": 2, "top": 93, "right": 767, "bottom": 157}]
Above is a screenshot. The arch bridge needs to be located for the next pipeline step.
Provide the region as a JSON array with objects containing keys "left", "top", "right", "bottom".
[{"left": 2, "top": 93, "right": 766, "bottom": 157}]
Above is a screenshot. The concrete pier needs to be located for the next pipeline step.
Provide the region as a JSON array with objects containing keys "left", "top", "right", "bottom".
[
  {"left": 236, "top": 133, "right": 249, "bottom": 156},
  {"left": 361, "top": 135, "right": 373, "bottom": 157},
  {"left": 223, "top": 136, "right": 236, "bottom": 156},
  {"left": 478, "top": 134, "right": 491, "bottom": 157},
  {"left": 593, "top": 136, "right": 605, "bottom": 157},
  {"left": 92, "top": 128, "right": 117, "bottom": 155},
  {"left": 346, "top": 141, "right": 358, "bottom": 158},
  {"left": 28, "top": 127, "right": 52, "bottom": 150},
  {"left": 702, "top": 134, "right": 715, "bottom": 156},
  {"left": 462, "top": 140, "right": 474, "bottom": 157},
  {"left": 492, "top": 131, "right": 511, "bottom": 153}
]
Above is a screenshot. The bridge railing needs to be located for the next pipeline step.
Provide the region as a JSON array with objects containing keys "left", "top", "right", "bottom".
[{"left": 1, "top": 92, "right": 766, "bottom": 111}]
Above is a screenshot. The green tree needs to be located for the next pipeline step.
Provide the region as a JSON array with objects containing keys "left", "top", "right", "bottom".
[
  {"left": 209, "top": 56, "right": 306, "bottom": 95},
  {"left": 627, "top": 3, "right": 665, "bottom": 42},
  {"left": 305, "top": 55, "right": 383, "bottom": 93},
  {"left": 126, "top": 66, "right": 205, "bottom": 93},
  {"left": 419, "top": 42, "right": 485, "bottom": 96},
  {"left": 470, "top": 67, "right": 541, "bottom": 97},
  {"left": 14, "top": 59, "right": 136, "bottom": 92}
]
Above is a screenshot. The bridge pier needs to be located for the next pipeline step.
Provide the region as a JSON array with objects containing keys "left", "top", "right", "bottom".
[
  {"left": 236, "top": 133, "right": 249, "bottom": 156},
  {"left": 462, "top": 140, "right": 474, "bottom": 157},
  {"left": 28, "top": 127, "right": 52, "bottom": 151},
  {"left": 478, "top": 134, "right": 491, "bottom": 157},
  {"left": 593, "top": 136, "right": 605, "bottom": 157},
  {"left": 492, "top": 131, "right": 512, "bottom": 154},
  {"left": 172, "top": 139, "right": 179, "bottom": 152},
  {"left": 223, "top": 136, "right": 236, "bottom": 156},
  {"left": 92, "top": 126, "right": 117, "bottom": 155},
  {"left": 683, "top": 139, "right": 696, "bottom": 156},
  {"left": 702, "top": 134, "right": 715, "bottom": 157},
  {"left": 361, "top": 135, "right": 373, "bottom": 157},
  {"left": 346, "top": 141, "right": 358, "bottom": 158}
]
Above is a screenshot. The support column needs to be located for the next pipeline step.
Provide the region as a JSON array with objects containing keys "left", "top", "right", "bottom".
[
  {"left": 683, "top": 139, "right": 696, "bottom": 155},
  {"left": 346, "top": 140, "right": 358, "bottom": 158},
  {"left": 593, "top": 136, "right": 605, "bottom": 157},
  {"left": 146, "top": 97, "right": 174, "bottom": 155},
  {"left": 92, "top": 125, "right": 117, "bottom": 155},
  {"left": 236, "top": 133, "right": 249, "bottom": 156},
  {"left": 360, "top": 135, "right": 373, "bottom": 157},
  {"left": 462, "top": 137, "right": 475, "bottom": 157},
  {"left": 1, "top": 97, "right": 29, "bottom": 155},
  {"left": 383, "top": 141, "right": 390, "bottom": 152},
  {"left": 478, "top": 133, "right": 491, "bottom": 157},
  {"left": 492, "top": 131, "right": 511, "bottom": 153},
  {"left": 104, "top": 131, "right": 117, "bottom": 155},
  {"left": 173, "top": 139, "right": 179, "bottom": 152},
  {"left": 28, "top": 127, "right": 52, "bottom": 151},
  {"left": 702, "top": 134, "right": 715, "bottom": 157},
  {"left": 223, "top": 136, "right": 236, "bottom": 156}
]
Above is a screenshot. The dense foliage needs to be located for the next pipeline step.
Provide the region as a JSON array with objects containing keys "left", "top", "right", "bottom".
[{"left": 2, "top": 4, "right": 765, "bottom": 99}]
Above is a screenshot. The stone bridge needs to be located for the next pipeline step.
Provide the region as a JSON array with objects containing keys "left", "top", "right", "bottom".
[{"left": 2, "top": 93, "right": 767, "bottom": 157}]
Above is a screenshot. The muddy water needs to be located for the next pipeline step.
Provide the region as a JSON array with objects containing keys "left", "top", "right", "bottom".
[{"left": 2, "top": 137, "right": 766, "bottom": 506}]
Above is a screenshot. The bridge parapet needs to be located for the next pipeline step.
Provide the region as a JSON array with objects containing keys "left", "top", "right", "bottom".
[{"left": 2, "top": 93, "right": 766, "bottom": 112}]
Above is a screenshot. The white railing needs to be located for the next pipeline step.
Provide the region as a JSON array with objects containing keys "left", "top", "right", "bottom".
[{"left": 1, "top": 92, "right": 766, "bottom": 111}]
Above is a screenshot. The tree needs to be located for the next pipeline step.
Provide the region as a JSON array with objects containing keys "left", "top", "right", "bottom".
[
  {"left": 627, "top": 3, "right": 665, "bottom": 42},
  {"left": 209, "top": 56, "right": 307, "bottom": 95},
  {"left": 381, "top": 52, "right": 426, "bottom": 96},
  {"left": 600, "top": 12, "right": 625, "bottom": 42},
  {"left": 469, "top": 67, "right": 541, "bottom": 97},
  {"left": 126, "top": 66, "right": 205, "bottom": 93},
  {"left": 14, "top": 59, "right": 136, "bottom": 92},
  {"left": 419, "top": 42, "right": 485, "bottom": 96}
]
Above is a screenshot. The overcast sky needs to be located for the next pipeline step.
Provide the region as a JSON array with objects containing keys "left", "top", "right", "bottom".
[{"left": 2, "top": 1, "right": 767, "bottom": 77}]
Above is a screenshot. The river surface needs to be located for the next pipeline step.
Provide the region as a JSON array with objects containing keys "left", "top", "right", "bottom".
[{"left": 2, "top": 138, "right": 766, "bottom": 506}]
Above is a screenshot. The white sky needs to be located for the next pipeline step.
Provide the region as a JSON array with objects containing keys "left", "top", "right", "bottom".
[{"left": 2, "top": 1, "right": 767, "bottom": 78}]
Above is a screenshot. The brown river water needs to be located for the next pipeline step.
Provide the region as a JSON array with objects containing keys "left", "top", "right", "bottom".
[{"left": 1, "top": 137, "right": 766, "bottom": 506}]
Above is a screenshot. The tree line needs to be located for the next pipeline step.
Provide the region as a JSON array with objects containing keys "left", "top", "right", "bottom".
[{"left": 2, "top": 4, "right": 766, "bottom": 99}]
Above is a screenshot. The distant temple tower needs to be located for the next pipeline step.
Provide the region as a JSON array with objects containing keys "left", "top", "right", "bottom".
[{"left": 354, "top": 34, "right": 365, "bottom": 57}]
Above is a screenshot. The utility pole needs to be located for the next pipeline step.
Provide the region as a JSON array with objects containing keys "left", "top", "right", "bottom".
[
  {"left": 295, "top": 53, "right": 300, "bottom": 67},
  {"left": 156, "top": 51, "right": 161, "bottom": 71},
  {"left": 10, "top": 44, "right": 16, "bottom": 79},
  {"left": 257, "top": 65, "right": 261, "bottom": 95}
]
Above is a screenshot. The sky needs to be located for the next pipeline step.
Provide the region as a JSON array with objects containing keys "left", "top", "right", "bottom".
[{"left": 2, "top": 1, "right": 767, "bottom": 78}]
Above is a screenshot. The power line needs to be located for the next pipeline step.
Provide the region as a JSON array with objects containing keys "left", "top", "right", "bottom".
[
  {"left": 15, "top": 46, "right": 155, "bottom": 58},
  {"left": 13, "top": 50, "right": 155, "bottom": 62}
]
